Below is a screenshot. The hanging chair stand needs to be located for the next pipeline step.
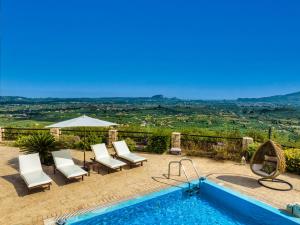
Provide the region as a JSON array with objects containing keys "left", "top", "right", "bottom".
[{"left": 258, "top": 178, "right": 293, "bottom": 191}]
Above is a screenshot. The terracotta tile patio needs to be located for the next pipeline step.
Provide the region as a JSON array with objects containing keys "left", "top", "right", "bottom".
[{"left": 0, "top": 145, "right": 299, "bottom": 225}]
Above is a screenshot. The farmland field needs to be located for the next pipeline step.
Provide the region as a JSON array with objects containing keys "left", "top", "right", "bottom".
[{"left": 1, "top": 95, "right": 300, "bottom": 147}]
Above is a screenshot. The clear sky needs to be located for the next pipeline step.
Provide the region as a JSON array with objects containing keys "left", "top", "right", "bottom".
[{"left": 1, "top": 0, "right": 300, "bottom": 99}]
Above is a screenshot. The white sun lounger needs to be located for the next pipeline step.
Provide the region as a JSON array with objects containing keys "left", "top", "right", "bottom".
[
  {"left": 91, "top": 144, "right": 126, "bottom": 173},
  {"left": 112, "top": 141, "right": 147, "bottom": 167},
  {"left": 19, "top": 153, "right": 52, "bottom": 191},
  {"left": 52, "top": 150, "right": 87, "bottom": 181}
]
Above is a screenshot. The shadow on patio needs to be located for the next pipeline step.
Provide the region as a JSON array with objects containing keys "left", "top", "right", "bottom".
[{"left": 207, "top": 173, "right": 261, "bottom": 189}]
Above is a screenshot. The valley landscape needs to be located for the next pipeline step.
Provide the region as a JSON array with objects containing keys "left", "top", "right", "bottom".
[{"left": 1, "top": 92, "right": 300, "bottom": 147}]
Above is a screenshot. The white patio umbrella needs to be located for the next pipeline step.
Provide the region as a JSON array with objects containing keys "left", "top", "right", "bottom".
[
  {"left": 46, "top": 115, "right": 118, "bottom": 128},
  {"left": 46, "top": 115, "right": 118, "bottom": 168}
]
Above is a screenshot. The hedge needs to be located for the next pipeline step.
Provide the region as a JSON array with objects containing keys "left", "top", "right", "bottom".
[
  {"left": 124, "top": 138, "right": 136, "bottom": 151},
  {"left": 285, "top": 148, "right": 300, "bottom": 175},
  {"left": 147, "top": 135, "right": 170, "bottom": 154}
]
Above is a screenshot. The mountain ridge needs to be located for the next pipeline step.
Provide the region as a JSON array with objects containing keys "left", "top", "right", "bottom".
[
  {"left": 1, "top": 91, "right": 300, "bottom": 106},
  {"left": 237, "top": 91, "right": 300, "bottom": 106}
]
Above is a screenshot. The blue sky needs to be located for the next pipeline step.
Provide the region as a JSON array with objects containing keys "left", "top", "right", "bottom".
[{"left": 1, "top": 0, "right": 300, "bottom": 99}]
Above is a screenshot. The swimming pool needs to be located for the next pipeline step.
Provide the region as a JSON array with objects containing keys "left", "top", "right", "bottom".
[{"left": 66, "top": 179, "right": 300, "bottom": 225}]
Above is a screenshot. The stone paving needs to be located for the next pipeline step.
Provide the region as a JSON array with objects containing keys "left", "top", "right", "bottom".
[{"left": 0, "top": 145, "right": 299, "bottom": 225}]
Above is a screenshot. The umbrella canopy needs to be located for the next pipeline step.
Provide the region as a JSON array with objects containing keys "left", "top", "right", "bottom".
[{"left": 46, "top": 115, "right": 118, "bottom": 128}]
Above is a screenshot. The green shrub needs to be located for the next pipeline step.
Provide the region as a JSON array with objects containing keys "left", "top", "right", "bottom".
[
  {"left": 182, "top": 136, "right": 243, "bottom": 161},
  {"left": 214, "top": 146, "right": 230, "bottom": 160},
  {"left": 76, "top": 134, "right": 103, "bottom": 150},
  {"left": 284, "top": 148, "right": 300, "bottom": 175},
  {"left": 246, "top": 142, "right": 261, "bottom": 161},
  {"left": 19, "top": 132, "right": 57, "bottom": 164},
  {"left": 4, "top": 127, "right": 49, "bottom": 141},
  {"left": 182, "top": 136, "right": 218, "bottom": 158},
  {"left": 56, "top": 135, "right": 81, "bottom": 149},
  {"left": 15, "top": 135, "right": 31, "bottom": 147},
  {"left": 125, "top": 138, "right": 136, "bottom": 151},
  {"left": 147, "top": 135, "right": 170, "bottom": 154}
]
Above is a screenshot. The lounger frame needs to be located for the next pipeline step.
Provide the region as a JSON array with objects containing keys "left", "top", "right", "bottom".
[{"left": 27, "top": 182, "right": 52, "bottom": 192}]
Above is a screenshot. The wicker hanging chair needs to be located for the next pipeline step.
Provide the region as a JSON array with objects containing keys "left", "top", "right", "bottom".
[{"left": 250, "top": 140, "right": 292, "bottom": 191}]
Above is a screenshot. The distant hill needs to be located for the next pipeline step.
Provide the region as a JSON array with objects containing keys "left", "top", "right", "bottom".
[
  {"left": 238, "top": 91, "right": 300, "bottom": 106},
  {"left": 1, "top": 91, "right": 300, "bottom": 106},
  {"left": 0, "top": 95, "right": 183, "bottom": 104}
]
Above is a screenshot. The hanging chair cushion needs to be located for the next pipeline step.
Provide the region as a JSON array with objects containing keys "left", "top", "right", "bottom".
[
  {"left": 252, "top": 164, "right": 276, "bottom": 177},
  {"left": 264, "top": 155, "right": 278, "bottom": 162},
  {"left": 261, "top": 161, "right": 277, "bottom": 174}
]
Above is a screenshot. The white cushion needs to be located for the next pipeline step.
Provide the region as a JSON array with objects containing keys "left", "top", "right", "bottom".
[
  {"left": 21, "top": 171, "right": 52, "bottom": 188},
  {"left": 252, "top": 164, "right": 263, "bottom": 171},
  {"left": 254, "top": 169, "right": 272, "bottom": 177},
  {"left": 120, "top": 153, "right": 146, "bottom": 163},
  {"left": 58, "top": 165, "right": 87, "bottom": 179},
  {"left": 92, "top": 144, "right": 110, "bottom": 159},
  {"left": 113, "top": 141, "right": 131, "bottom": 156},
  {"left": 97, "top": 157, "right": 126, "bottom": 169},
  {"left": 253, "top": 164, "right": 276, "bottom": 176},
  {"left": 52, "top": 150, "right": 75, "bottom": 168},
  {"left": 19, "top": 153, "right": 42, "bottom": 175},
  {"left": 264, "top": 155, "right": 278, "bottom": 162}
]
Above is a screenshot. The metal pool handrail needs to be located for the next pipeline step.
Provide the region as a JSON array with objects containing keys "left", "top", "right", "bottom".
[{"left": 167, "top": 158, "right": 201, "bottom": 189}]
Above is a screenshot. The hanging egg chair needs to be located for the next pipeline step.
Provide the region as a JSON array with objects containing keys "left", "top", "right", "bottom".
[{"left": 250, "top": 140, "right": 293, "bottom": 191}]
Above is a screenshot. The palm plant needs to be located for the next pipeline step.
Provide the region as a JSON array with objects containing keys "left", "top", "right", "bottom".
[{"left": 20, "top": 132, "right": 58, "bottom": 164}]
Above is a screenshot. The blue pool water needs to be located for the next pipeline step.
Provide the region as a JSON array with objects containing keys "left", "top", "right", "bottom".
[{"left": 67, "top": 180, "right": 300, "bottom": 225}]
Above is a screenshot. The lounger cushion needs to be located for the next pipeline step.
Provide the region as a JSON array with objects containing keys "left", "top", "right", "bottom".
[
  {"left": 113, "top": 141, "right": 147, "bottom": 164},
  {"left": 21, "top": 171, "right": 52, "bottom": 188},
  {"left": 113, "top": 141, "right": 131, "bottom": 156},
  {"left": 92, "top": 144, "right": 110, "bottom": 158},
  {"left": 96, "top": 157, "right": 126, "bottom": 169},
  {"left": 52, "top": 150, "right": 75, "bottom": 168},
  {"left": 57, "top": 165, "right": 87, "bottom": 179},
  {"left": 119, "top": 153, "right": 146, "bottom": 164},
  {"left": 19, "top": 153, "right": 43, "bottom": 174}
]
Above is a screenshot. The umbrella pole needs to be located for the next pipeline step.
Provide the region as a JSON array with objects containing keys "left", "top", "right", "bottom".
[{"left": 84, "top": 127, "right": 86, "bottom": 168}]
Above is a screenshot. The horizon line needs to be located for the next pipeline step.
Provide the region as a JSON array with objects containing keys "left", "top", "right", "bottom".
[{"left": 1, "top": 90, "right": 299, "bottom": 101}]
